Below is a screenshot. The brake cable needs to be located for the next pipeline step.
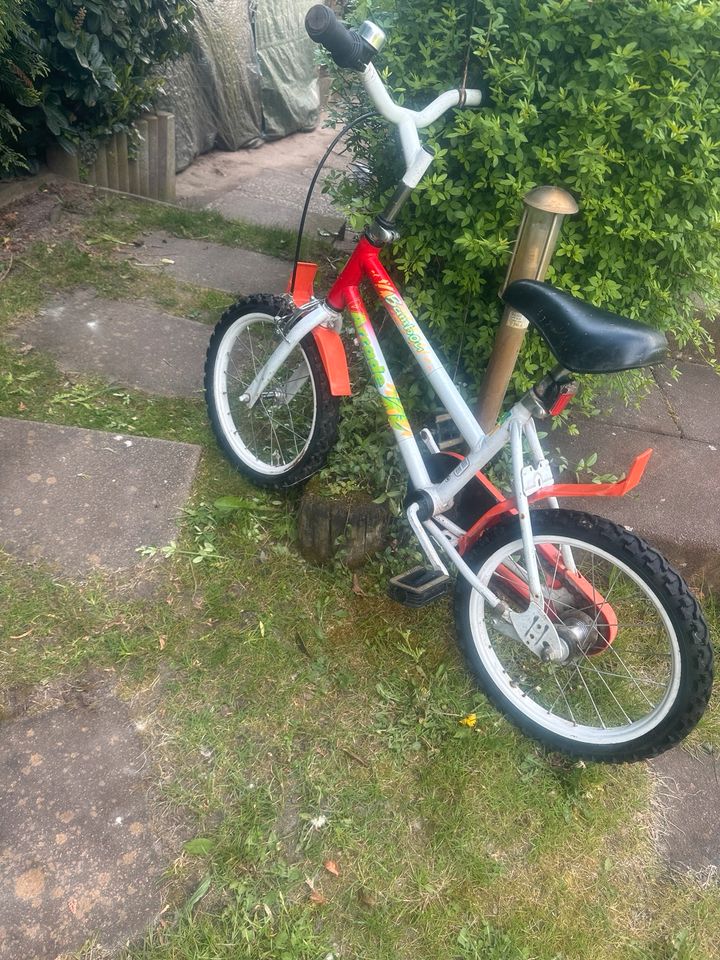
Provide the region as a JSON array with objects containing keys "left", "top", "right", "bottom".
[{"left": 290, "top": 110, "right": 377, "bottom": 296}]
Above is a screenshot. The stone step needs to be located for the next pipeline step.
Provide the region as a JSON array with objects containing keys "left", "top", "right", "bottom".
[
  {"left": 649, "top": 747, "right": 720, "bottom": 877},
  {"left": 0, "top": 418, "right": 200, "bottom": 575},
  {"left": 545, "top": 359, "right": 720, "bottom": 587},
  {"left": 12, "top": 289, "right": 209, "bottom": 398},
  {"left": 175, "top": 119, "right": 347, "bottom": 236}
]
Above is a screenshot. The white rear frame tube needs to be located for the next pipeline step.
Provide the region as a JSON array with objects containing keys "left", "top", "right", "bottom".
[
  {"left": 523, "top": 416, "right": 577, "bottom": 574},
  {"left": 423, "top": 516, "right": 505, "bottom": 610},
  {"left": 510, "top": 419, "right": 544, "bottom": 601},
  {"left": 432, "top": 401, "right": 533, "bottom": 509}
]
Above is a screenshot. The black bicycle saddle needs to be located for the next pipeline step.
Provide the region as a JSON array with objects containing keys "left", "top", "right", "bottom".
[{"left": 502, "top": 279, "right": 667, "bottom": 374}]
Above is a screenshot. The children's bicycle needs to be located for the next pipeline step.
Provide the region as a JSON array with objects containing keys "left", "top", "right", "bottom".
[{"left": 205, "top": 6, "right": 713, "bottom": 763}]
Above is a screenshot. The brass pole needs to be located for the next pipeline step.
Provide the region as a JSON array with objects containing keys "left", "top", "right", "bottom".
[{"left": 476, "top": 186, "right": 578, "bottom": 432}]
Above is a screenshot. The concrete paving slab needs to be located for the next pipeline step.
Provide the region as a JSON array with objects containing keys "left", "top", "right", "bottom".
[
  {"left": 554, "top": 422, "right": 720, "bottom": 587},
  {"left": 650, "top": 747, "right": 720, "bottom": 876},
  {"left": 0, "top": 690, "right": 168, "bottom": 959},
  {"left": 655, "top": 360, "right": 720, "bottom": 444},
  {"left": 0, "top": 418, "right": 200, "bottom": 574},
  {"left": 594, "top": 379, "right": 680, "bottom": 438},
  {"left": 132, "top": 231, "right": 290, "bottom": 295},
  {"left": 11, "top": 289, "right": 208, "bottom": 398}
]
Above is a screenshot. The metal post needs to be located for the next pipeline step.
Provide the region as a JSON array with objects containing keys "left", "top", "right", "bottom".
[{"left": 476, "top": 186, "right": 578, "bottom": 431}]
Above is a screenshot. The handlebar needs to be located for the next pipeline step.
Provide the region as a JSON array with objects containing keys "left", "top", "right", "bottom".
[
  {"left": 305, "top": 5, "right": 489, "bottom": 188},
  {"left": 305, "top": 5, "right": 370, "bottom": 70}
]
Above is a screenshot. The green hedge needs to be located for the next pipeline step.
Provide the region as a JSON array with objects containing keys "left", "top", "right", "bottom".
[
  {"left": 0, "top": 1, "right": 46, "bottom": 172},
  {"left": 332, "top": 0, "right": 720, "bottom": 399},
  {"left": 0, "top": 0, "right": 196, "bottom": 174}
]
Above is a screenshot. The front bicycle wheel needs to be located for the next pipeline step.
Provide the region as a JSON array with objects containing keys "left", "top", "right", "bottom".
[
  {"left": 205, "top": 295, "right": 340, "bottom": 488},
  {"left": 454, "top": 509, "right": 712, "bottom": 762}
]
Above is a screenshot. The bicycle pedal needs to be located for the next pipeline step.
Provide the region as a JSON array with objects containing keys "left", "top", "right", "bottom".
[{"left": 387, "top": 566, "right": 450, "bottom": 607}]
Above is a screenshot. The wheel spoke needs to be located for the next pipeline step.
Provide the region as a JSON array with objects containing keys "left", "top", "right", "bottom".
[
  {"left": 572, "top": 662, "right": 607, "bottom": 728},
  {"left": 549, "top": 669, "right": 577, "bottom": 724}
]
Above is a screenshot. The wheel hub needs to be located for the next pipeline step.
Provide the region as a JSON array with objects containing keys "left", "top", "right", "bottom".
[{"left": 556, "top": 610, "right": 601, "bottom": 659}]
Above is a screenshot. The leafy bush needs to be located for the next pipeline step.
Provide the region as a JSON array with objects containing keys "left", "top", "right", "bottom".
[
  {"left": 0, "top": 0, "right": 196, "bottom": 173},
  {"left": 0, "top": 1, "right": 46, "bottom": 172},
  {"left": 331, "top": 0, "right": 720, "bottom": 403},
  {"left": 314, "top": 0, "right": 720, "bottom": 508}
]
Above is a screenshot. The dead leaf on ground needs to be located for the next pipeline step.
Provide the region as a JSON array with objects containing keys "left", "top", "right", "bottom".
[
  {"left": 323, "top": 859, "right": 340, "bottom": 877},
  {"left": 305, "top": 877, "right": 328, "bottom": 905},
  {"left": 158, "top": 635, "right": 166, "bottom": 650}
]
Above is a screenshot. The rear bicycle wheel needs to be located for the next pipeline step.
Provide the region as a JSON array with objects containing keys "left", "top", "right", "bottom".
[
  {"left": 454, "top": 509, "right": 713, "bottom": 762},
  {"left": 204, "top": 295, "right": 340, "bottom": 488}
]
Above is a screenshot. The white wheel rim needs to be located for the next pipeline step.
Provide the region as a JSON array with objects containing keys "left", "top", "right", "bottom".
[
  {"left": 212, "top": 313, "right": 317, "bottom": 476},
  {"left": 468, "top": 534, "right": 682, "bottom": 746}
]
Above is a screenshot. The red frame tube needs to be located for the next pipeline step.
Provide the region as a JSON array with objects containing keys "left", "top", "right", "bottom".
[{"left": 327, "top": 236, "right": 399, "bottom": 310}]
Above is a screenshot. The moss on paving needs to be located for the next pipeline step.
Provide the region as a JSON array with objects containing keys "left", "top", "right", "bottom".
[{"left": 1, "top": 192, "right": 719, "bottom": 960}]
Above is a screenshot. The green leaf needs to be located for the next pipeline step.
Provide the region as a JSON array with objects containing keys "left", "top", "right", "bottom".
[
  {"left": 183, "top": 875, "right": 212, "bottom": 913},
  {"left": 183, "top": 837, "right": 215, "bottom": 856},
  {"left": 56, "top": 31, "right": 77, "bottom": 50}
]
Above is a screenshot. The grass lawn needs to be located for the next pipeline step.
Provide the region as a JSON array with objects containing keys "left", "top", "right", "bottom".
[{"left": 0, "top": 186, "right": 718, "bottom": 960}]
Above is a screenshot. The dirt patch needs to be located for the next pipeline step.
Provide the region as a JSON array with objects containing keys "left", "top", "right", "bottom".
[
  {"left": 0, "top": 183, "right": 100, "bottom": 263},
  {"left": 0, "top": 668, "right": 116, "bottom": 723}
]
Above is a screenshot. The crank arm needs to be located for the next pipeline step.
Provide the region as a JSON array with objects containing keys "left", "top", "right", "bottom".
[
  {"left": 422, "top": 516, "right": 506, "bottom": 613},
  {"left": 406, "top": 503, "right": 448, "bottom": 575}
]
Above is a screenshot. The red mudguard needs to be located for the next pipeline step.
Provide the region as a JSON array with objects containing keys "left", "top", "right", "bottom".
[
  {"left": 288, "top": 262, "right": 351, "bottom": 396},
  {"left": 453, "top": 450, "right": 653, "bottom": 652}
]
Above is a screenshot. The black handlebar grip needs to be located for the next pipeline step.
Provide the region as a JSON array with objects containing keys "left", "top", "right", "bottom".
[{"left": 305, "top": 4, "right": 365, "bottom": 70}]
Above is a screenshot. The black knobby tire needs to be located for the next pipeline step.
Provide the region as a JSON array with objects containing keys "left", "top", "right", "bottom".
[
  {"left": 204, "top": 295, "right": 340, "bottom": 488},
  {"left": 454, "top": 508, "right": 713, "bottom": 763}
]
